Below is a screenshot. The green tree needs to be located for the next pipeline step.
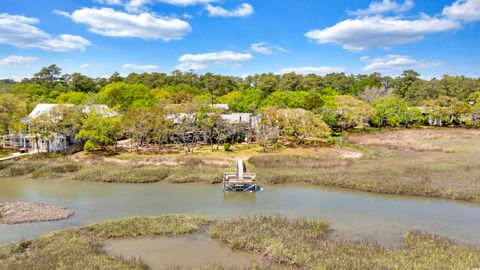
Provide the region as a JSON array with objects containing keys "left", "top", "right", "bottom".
[
  {"left": 33, "top": 65, "right": 62, "bottom": 90},
  {"left": 372, "top": 95, "right": 422, "bottom": 127},
  {"left": 151, "top": 102, "right": 174, "bottom": 152},
  {"left": 0, "top": 94, "right": 27, "bottom": 136},
  {"left": 257, "top": 107, "right": 280, "bottom": 151},
  {"left": 261, "top": 91, "right": 309, "bottom": 109},
  {"left": 395, "top": 70, "right": 420, "bottom": 100},
  {"left": 76, "top": 113, "right": 122, "bottom": 151},
  {"left": 334, "top": 95, "right": 373, "bottom": 130},
  {"left": 29, "top": 114, "right": 56, "bottom": 153},
  {"left": 277, "top": 109, "right": 330, "bottom": 145},
  {"left": 98, "top": 82, "right": 154, "bottom": 110},
  {"left": 69, "top": 73, "right": 96, "bottom": 93},
  {"left": 55, "top": 92, "right": 87, "bottom": 105},
  {"left": 123, "top": 107, "right": 155, "bottom": 151},
  {"left": 218, "top": 88, "right": 262, "bottom": 112},
  {"left": 423, "top": 97, "right": 471, "bottom": 126}
]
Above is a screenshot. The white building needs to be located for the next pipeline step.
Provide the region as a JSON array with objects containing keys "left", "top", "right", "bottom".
[{"left": 4, "top": 103, "right": 116, "bottom": 153}]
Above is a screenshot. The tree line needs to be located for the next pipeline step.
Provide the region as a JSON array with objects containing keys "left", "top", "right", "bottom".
[{"left": 1, "top": 65, "right": 480, "bottom": 152}]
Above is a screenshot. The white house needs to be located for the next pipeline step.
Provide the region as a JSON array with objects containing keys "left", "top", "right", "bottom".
[{"left": 4, "top": 103, "right": 116, "bottom": 153}]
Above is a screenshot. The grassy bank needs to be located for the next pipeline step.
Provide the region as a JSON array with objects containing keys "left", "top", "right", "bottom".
[
  {"left": 211, "top": 216, "right": 480, "bottom": 270},
  {"left": 0, "top": 157, "right": 228, "bottom": 184},
  {"left": 248, "top": 128, "right": 480, "bottom": 202},
  {"left": 0, "top": 215, "right": 210, "bottom": 270},
  {"left": 3, "top": 128, "right": 480, "bottom": 202},
  {"left": 1, "top": 214, "right": 480, "bottom": 269}
]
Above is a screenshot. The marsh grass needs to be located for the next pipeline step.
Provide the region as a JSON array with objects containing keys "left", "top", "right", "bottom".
[
  {"left": 0, "top": 160, "right": 82, "bottom": 178},
  {"left": 250, "top": 129, "right": 480, "bottom": 202},
  {"left": 0, "top": 157, "right": 227, "bottom": 184},
  {"left": 249, "top": 154, "right": 352, "bottom": 168},
  {"left": 211, "top": 216, "right": 480, "bottom": 270},
  {"left": 0, "top": 215, "right": 210, "bottom": 270},
  {"left": 3, "top": 128, "right": 480, "bottom": 201},
  {"left": 254, "top": 151, "right": 480, "bottom": 202}
]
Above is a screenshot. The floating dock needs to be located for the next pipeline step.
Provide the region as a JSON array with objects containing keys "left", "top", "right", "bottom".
[{"left": 223, "top": 159, "right": 257, "bottom": 192}]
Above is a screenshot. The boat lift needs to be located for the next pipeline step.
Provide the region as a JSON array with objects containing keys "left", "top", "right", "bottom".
[{"left": 223, "top": 159, "right": 258, "bottom": 192}]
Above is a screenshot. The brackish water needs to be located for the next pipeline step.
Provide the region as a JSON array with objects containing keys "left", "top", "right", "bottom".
[
  {"left": 1, "top": 177, "right": 480, "bottom": 247},
  {"left": 103, "top": 232, "right": 285, "bottom": 269}
]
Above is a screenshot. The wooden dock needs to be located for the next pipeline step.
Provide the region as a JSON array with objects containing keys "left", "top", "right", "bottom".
[{"left": 223, "top": 159, "right": 257, "bottom": 192}]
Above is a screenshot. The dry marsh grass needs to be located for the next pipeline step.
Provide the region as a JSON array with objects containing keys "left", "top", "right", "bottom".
[
  {"left": 251, "top": 128, "right": 480, "bottom": 202},
  {"left": 211, "top": 215, "right": 480, "bottom": 270},
  {"left": 3, "top": 128, "right": 480, "bottom": 202},
  {"left": 0, "top": 215, "right": 210, "bottom": 270}
]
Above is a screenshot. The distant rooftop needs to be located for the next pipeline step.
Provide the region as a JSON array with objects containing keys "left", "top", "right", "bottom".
[
  {"left": 28, "top": 104, "right": 73, "bottom": 118},
  {"left": 210, "top": 104, "right": 229, "bottom": 110},
  {"left": 27, "top": 103, "right": 117, "bottom": 119}
]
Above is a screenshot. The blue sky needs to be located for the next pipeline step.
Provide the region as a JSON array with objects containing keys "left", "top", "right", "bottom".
[{"left": 1, "top": 0, "right": 479, "bottom": 80}]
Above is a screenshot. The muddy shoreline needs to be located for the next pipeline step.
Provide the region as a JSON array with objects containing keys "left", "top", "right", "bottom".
[{"left": 0, "top": 201, "right": 73, "bottom": 224}]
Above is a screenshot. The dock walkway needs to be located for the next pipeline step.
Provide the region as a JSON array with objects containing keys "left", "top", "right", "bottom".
[{"left": 223, "top": 159, "right": 257, "bottom": 192}]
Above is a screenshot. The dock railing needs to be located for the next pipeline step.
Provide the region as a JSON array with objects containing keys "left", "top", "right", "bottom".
[{"left": 223, "top": 159, "right": 258, "bottom": 192}]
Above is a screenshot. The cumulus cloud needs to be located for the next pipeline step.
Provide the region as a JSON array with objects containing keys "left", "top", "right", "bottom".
[
  {"left": 176, "top": 51, "right": 253, "bottom": 70},
  {"left": 122, "top": 63, "right": 159, "bottom": 70},
  {"left": 361, "top": 54, "right": 443, "bottom": 71},
  {"left": 57, "top": 8, "right": 191, "bottom": 41},
  {"left": 95, "top": 0, "right": 123, "bottom": 5},
  {"left": 121, "top": 0, "right": 217, "bottom": 12},
  {"left": 277, "top": 66, "right": 346, "bottom": 75},
  {"left": 348, "top": 0, "right": 414, "bottom": 16},
  {"left": 443, "top": 0, "right": 480, "bottom": 22},
  {"left": 158, "top": 0, "right": 217, "bottom": 5},
  {"left": 305, "top": 16, "right": 460, "bottom": 52},
  {"left": 0, "top": 55, "right": 39, "bottom": 65},
  {"left": 80, "top": 64, "right": 92, "bottom": 68},
  {"left": 0, "top": 13, "right": 90, "bottom": 51},
  {"left": 250, "top": 42, "right": 287, "bottom": 55},
  {"left": 205, "top": 3, "right": 254, "bottom": 17}
]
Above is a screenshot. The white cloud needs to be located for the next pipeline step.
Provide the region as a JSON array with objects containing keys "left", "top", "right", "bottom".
[
  {"left": 443, "top": 0, "right": 480, "bottom": 22},
  {"left": 80, "top": 64, "right": 92, "bottom": 68},
  {"left": 0, "top": 13, "right": 91, "bottom": 51},
  {"left": 250, "top": 42, "right": 287, "bottom": 55},
  {"left": 123, "top": 0, "right": 217, "bottom": 12},
  {"left": 176, "top": 51, "right": 253, "bottom": 70},
  {"left": 122, "top": 63, "right": 159, "bottom": 70},
  {"left": 124, "top": 0, "right": 150, "bottom": 12},
  {"left": 205, "top": 3, "right": 254, "bottom": 17},
  {"left": 278, "top": 66, "right": 346, "bottom": 75},
  {"left": 361, "top": 54, "right": 443, "bottom": 71},
  {"left": 58, "top": 8, "right": 191, "bottom": 41},
  {"left": 348, "top": 0, "right": 414, "bottom": 16},
  {"left": 95, "top": 0, "right": 123, "bottom": 5},
  {"left": 158, "top": 0, "right": 217, "bottom": 5},
  {"left": 305, "top": 16, "right": 460, "bottom": 52},
  {"left": 0, "top": 55, "right": 39, "bottom": 65}
]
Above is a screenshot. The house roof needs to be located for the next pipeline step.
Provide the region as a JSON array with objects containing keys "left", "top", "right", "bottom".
[
  {"left": 27, "top": 103, "right": 117, "bottom": 119},
  {"left": 28, "top": 104, "right": 74, "bottom": 118},
  {"left": 83, "top": 104, "right": 118, "bottom": 117},
  {"left": 211, "top": 104, "right": 229, "bottom": 110}
]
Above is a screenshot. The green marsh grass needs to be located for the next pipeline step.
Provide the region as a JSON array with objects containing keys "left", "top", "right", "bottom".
[
  {"left": 211, "top": 215, "right": 480, "bottom": 270},
  {"left": 0, "top": 215, "right": 210, "bottom": 270}
]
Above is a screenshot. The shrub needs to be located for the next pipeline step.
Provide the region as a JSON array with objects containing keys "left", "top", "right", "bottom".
[
  {"left": 83, "top": 140, "right": 96, "bottom": 152},
  {"left": 326, "top": 135, "right": 343, "bottom": 146},
  {"left": 223, "top": 143, "right": 232, "bottom": 152}
]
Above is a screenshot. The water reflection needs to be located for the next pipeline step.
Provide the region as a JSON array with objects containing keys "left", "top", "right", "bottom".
[{"left": 223, "top": 191, "right": 257, "bottom": 203}]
